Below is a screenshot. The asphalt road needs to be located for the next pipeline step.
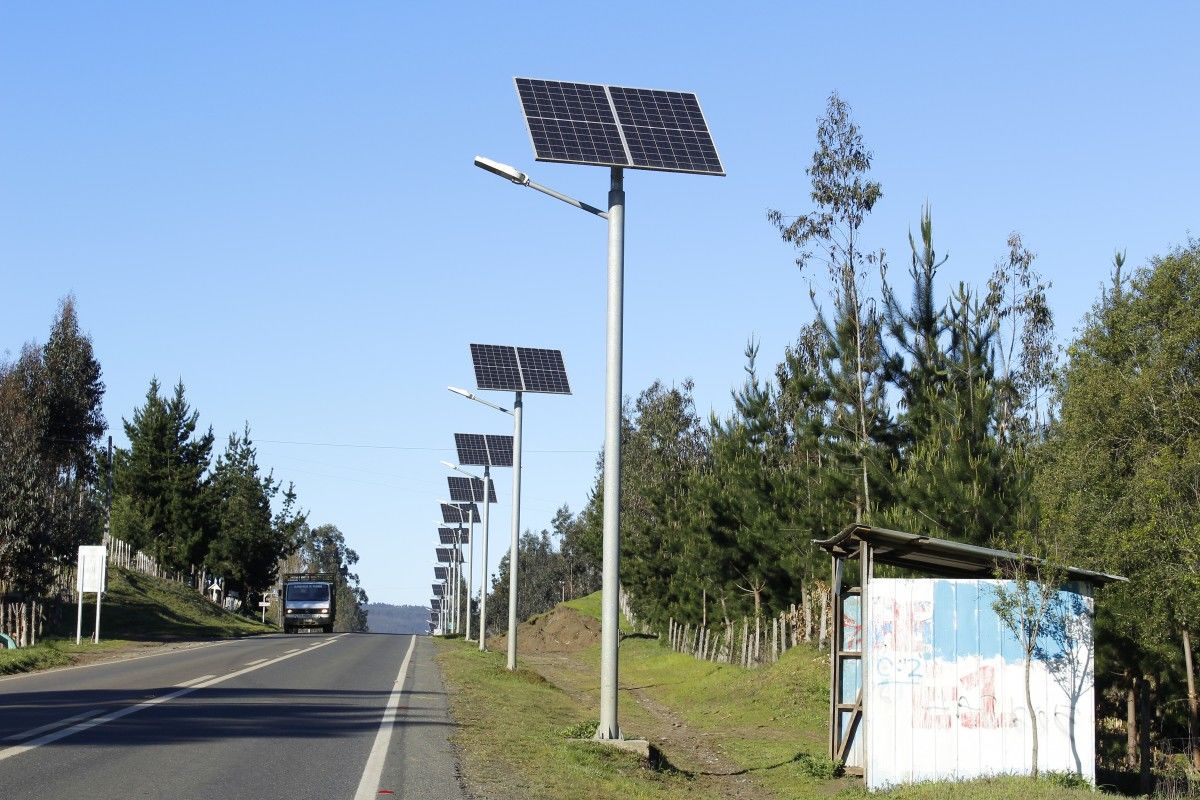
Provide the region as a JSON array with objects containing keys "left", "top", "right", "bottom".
[{"left": 0, "top": 633, "right": 465, "bottom": 800}]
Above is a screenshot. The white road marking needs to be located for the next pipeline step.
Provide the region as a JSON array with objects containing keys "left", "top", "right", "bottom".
[
  {"left": 0, "top": 638, "right": 339, "bottom": 763},
  {"left": 353, "top": 635, "right": 417, "bottom": 800},
  {"left": 245, "top": 658, "right": 268, "bottom": 666},
  {"left": 284, "top": 649, "right": 300, "bottom": 654},
  {"left": 2, "top": 710, "right": 103, "bottom": 742},
  {"left": 174, "top": 674, "right": 216, "bottom": 688}
]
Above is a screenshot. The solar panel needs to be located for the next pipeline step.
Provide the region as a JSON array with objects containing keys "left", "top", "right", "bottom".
[
  {"left": 514, "top": 78, "right": 628, "bottom": 168},
  {"left": 469, "top": 343, "right": 571, "bottom": 395},
  {"left": 432, "top": 584, "right": 445, "bottom": 595},
  {"left": 448, "top": 476, "right": 497, "bottom": 504},
  {"left": 430, "top": 598, "right": 441, "bottom": 609},
  {"left": 435, "top": 547, "right": 452, "bottom": 563},
  {"left": 440, "top": 504, "right": 464, "bottom": 524},
  {"left": 470, "top": 343, "right": 523, "bottom": 392},
  {"left": 434, "top": 566, "right": 448, "bottom": 580},
  {"left": 516, "top": 347, "right": 571, "bottom": 394},
  {"left": 485, "top": 435, "right": 514, "bottom": 467},
  {"left": 608, "top": 86, "right": 724, "bottom": 175},
  {"left": 454, "top": 433, "right": 490, "bottom": 466},
  {"left": 514, "top": 77, "right": 724, "bottom": 176}
]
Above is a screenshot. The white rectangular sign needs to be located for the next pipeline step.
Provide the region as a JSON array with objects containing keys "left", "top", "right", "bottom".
[{"left": 77, "top": 545, "right": 107, "bottom": 594}]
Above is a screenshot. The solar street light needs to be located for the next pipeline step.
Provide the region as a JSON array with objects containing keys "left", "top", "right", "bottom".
[
  {"left": 478, "top": 77, "right": 723, "bottom": 740},
  {"left": 457, "top": 344, "right": 571, "bottom": 672}
]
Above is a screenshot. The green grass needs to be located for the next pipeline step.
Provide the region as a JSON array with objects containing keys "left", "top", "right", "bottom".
[
  {"left": 90, "top": 567, "right": 273, "bottom": 640},
  {"left": 0, "top": 645, "right": 74, "bottom": 675},
  {"left": 1, "top": 566, "right": 273, "bottom": 676},
  {"left": 434, "top": 640, "right": 718, "bottom": 800},
  {"left": 437, "top": 593, "right": 1105, "bottom": 799}
]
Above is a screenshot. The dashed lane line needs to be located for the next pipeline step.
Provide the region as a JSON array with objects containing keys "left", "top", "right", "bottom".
[{"left": 2, "top": 710, "right": 104, "bottom": 742}]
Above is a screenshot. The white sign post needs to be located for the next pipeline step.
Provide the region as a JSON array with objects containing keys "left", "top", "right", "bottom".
[
  {"left": 258, "top": 599, "right": 270, "bottom": 623},
  {"left": 76, "top": 545, "right": 107, "bottom": 645}
]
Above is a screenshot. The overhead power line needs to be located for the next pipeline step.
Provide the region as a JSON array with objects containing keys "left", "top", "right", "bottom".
[{"left": 256, "top": 438, "right": 594, "bottom": 454}]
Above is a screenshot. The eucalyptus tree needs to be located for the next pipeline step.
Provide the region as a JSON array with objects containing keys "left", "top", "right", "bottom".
[{"left": 768, "top": 91, "right": 888, "bottom": 523}]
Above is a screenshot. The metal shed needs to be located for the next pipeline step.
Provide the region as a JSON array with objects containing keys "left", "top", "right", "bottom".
[{"left": 815, "top": 524, "right": 1124, "bottom": 790}]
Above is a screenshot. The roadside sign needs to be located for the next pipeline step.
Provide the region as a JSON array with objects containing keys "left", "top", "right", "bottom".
[
  {"left": 76, "top": 545, "right": 108, "bottom": 644},
  {"left": 78, "top": 546, "right": 107, "bottom": 593}
]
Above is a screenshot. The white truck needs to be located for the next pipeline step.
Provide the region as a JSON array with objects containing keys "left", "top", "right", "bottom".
[{"left": 282, "top": 573, "right": 336, "bottom": 634}]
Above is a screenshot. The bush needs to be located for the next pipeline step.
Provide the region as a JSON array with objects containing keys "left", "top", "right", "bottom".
[
  {"left": 1043, "top": 771, "right": 1092, "bottom": 790},
  {"left": 559, "top": 719, "right": 600, "bottom": 739},
  {"left": 796, "top": 751, "right": 840, "bottom": 779}
]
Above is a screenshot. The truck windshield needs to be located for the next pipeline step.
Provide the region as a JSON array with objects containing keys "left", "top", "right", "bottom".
[{"left": 286, "top": 584, "right": 330, "bottom": 602}]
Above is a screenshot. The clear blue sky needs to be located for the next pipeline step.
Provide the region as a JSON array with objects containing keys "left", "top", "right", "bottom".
[{"left": 3, "top": 4, "right": 1197, "bottom": 607}]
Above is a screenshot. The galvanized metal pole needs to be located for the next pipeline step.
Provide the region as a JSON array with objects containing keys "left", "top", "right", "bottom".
[
  {"left": 479, "top": 466, "right": 491, "bottom": 652},
  {"left": 597, "top": 167, "right": 625, "bottom": 740},
  {"left": 506, "top": 391, "right": 523, "bottom": 670},
  {"left": 465, "top": 512, "right": 475, "bottom": 641}
]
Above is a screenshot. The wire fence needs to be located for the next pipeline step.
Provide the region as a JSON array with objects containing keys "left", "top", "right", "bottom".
[
  {"left": 0, "top": 535, "right": 201, "bottom": 647},
  {"left": 626, "top": 582, "right": 832, "bottom": 668}
]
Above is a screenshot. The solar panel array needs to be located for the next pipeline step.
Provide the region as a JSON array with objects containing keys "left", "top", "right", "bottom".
[
  {"left": 432, "top": 583, "right": 445, "bottom": 595},
  {"left": 435, "top": 547, "right": 452, "bottom": 563},
  {"left": 440, "top": 503, "right": 481, "bottom": 525},
  {"left": 430, "top": 598, "right": 441, "bottom": 609},
  {"left": 469, "top": 343, "right": 571, "bottom": 395},
  {"left": 438, "top": 526, "right": 470, "bottom": 545},
  {"left": 434, "top": 566, "right": 448, "bottom": 580},
  {"left": 447, "top": 475, "right": 497, "bottom": 504},
  {"left": 514, "top": 77, "right": 724, "bottom": 176},
  {"left": 454, "top": 432, "right": 514, "bottom": 467}
]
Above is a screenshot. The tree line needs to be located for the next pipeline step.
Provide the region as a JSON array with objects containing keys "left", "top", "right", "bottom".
[
  {"left": 0, "top": 298, "right": 368, "bottom": 633},
  {"left": 479, "top": 93, "right": 1200, "bottom": 778}
]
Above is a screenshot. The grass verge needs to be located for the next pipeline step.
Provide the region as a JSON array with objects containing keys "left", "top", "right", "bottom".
[{"left": 434, "top": 640, "right": 718, "bottom": 800}]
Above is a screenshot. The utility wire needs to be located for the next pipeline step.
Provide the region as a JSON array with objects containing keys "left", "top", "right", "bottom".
[{"left": 257, "top": 438, "right": 594, "bottom": 454}]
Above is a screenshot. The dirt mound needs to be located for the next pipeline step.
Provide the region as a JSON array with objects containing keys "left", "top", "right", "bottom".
[{"left": 493, "top": 605, "right": 600, "bottom": 654}]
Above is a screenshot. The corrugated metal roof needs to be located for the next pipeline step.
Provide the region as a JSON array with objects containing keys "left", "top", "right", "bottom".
[{"left": 814, "top": 523, "right": 1126, "bottom": 585}]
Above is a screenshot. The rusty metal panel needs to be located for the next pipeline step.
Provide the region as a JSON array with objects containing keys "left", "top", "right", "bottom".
[{"left": 865, "top": 578, "right": 1095, "bottom": 790}]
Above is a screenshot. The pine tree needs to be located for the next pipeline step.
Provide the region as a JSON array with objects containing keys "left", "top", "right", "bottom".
[
  {"left": 113, "top": 379, "right": 214, "bottom": 570},
  {"left": 206, "top": 425, "right": 290, "bottom": 605}
]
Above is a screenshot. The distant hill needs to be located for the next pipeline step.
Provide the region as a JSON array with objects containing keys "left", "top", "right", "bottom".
[{"left": 365, "top": 603, "right": 429, "bottom": 634}]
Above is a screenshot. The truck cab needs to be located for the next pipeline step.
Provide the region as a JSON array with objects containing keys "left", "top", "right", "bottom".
[{"left": 282, "top": 573, "right": 336, "bottom": 633}]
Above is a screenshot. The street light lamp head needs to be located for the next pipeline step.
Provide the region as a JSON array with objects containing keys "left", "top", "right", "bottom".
[
  {"left": 474, "top": 155, "right": 528, "bottom": 186},
  {"left": 447, "top": 385, "right": 474, "bottom": 400},
  {"left": 439, "top": 460, "right": 459, "bottom": 470}
]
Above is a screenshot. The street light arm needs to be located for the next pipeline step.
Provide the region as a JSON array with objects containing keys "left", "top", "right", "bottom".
[
  {"left": 474, "top": 155, "right": 608, "bottom": 220},
  {"left": 447, "top": 385, "right": 512, "bottom": 415}
]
